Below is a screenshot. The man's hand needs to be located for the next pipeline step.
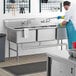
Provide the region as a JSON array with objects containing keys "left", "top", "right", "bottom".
[
  {"left": 58, "top": 20, "right": 67, "bottom": 27},
  {"left": 62, "top": 21, "right": 67, "bottom": 26}
]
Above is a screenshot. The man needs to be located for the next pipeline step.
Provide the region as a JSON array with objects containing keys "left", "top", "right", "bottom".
[
  {"left": 62, "top": 1, "right": 71, "bottom": 26},
  {"left": 61, "top": 1, "right": 76, "bottom": 49}
]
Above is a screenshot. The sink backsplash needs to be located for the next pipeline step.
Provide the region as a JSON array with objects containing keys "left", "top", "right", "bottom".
[
  {"left": 27, "top": 18, "right": 42, "bottom": 26},
  {"left": 4, "top": 18, "right": 58, "bottom": 29}
]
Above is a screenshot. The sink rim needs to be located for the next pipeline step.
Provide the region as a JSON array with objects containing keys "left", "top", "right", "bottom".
[{"left": 14, "top": 25, "right": 56, "bottom": 29}]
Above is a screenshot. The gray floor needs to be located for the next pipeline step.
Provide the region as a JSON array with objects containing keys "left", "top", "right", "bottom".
[
  {"left": 0, "top": 53, "right": 47, "bottom": 76},
  {"left": 2, "top": 61, "right": 46, "bottom": 75}
]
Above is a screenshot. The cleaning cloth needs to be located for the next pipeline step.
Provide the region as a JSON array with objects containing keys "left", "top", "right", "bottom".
[{"left": 24, "top": 28, "right": 29, "bottom": 39}]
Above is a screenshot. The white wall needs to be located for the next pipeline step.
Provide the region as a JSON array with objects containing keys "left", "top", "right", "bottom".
[{"left": 0, "top": 0, "right": 73, "bottom": 57}]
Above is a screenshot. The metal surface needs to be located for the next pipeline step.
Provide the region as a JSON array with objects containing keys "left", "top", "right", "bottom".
[
  {"left": 38, "top": 28, "right": 55, "bottom": 41},
  {"left": 47, "top": 49, "right": 76, "bottom": 76},
  {"left": 47, "top": 50, "right": 76, "bottom": 76},
  {"left": 56, "top": 28, "right": 67, "bottom": 40}
]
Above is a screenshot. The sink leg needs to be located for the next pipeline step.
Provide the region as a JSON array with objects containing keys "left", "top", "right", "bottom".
[
  {"left": 57, "top": 40, "right": 59, "bottom": 44},
  {"left": 39, "top": 42, "right": 41, "bottom": 46},
  {"left": 66, "top": 44, "right": 68, "bottom": 49},
  {"left": 16, "top": 43, "right": 19, "bottom": 63},
  {"left": 8, "top": 41, "right": 10, "bottom": 58},
  {"left": 61, "top": 40, "right": 63, "bottom": 50}
]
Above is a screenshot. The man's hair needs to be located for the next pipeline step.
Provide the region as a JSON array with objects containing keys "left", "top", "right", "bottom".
[{"left": 63, "top": 1, "right": 71, "bottom": 6}]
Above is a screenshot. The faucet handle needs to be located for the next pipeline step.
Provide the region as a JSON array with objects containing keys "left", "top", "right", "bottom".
[{"left": 46, "top": 18, "right": 50, "bottom": 23}]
